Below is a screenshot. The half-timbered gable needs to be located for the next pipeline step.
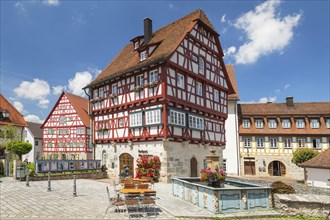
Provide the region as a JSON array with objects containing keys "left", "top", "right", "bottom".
[
  {"left": 85, "top": 9, "right": 235, "bottom": 181},
  {"left": 41, "top": 92, "right": 92, "bottom": 160}
]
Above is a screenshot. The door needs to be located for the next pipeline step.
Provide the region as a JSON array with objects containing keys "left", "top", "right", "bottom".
[
  {"left": 268, "top": 161, "right": 286, "bottom": 176},
  {"left": 244, "top": 161, "right": 255, "bottom": 175},
  {"left": 190, "top": 157, "right": 198, "bottom": 177},
  {"left": 119, "top": 153, "right": 134, "bottom": 177}
]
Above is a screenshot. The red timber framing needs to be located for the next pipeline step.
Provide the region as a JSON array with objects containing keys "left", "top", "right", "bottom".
[
  {"left": 87, "top": 10, "right": 234, "bottom": 147},
  {"left": 41, "top": 92, "right": 91, "bottom": 158}
]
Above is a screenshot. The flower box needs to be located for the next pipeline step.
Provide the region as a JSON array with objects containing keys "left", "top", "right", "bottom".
[
  {"left": 97, "top": 128, "right": 108, "bottom": 132},
  {"left": 108, "top": 93, "right": 117, "bottom": 99},
  {"left": 200, "top": 167, "right": 226, "bottom": 187},
  {"left": 147, "top": 81, "right": 159, "bottom": 88},
  {"left": 90, "top": 97, "right": 104, "bottom": 103}
]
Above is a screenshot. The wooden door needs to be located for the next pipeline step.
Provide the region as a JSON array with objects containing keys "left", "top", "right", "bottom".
[
  {"left": 279, "top": 162, "right": 286, "bottom": 176},
  {"left": 190, "top": 157, "right": 198, "bottom": 177},
  {"left": 244, "top": 161, "right": 255, "bottom": 175},
  {"left": 119, "top": 153, "right": 134, "bottom": 177}
]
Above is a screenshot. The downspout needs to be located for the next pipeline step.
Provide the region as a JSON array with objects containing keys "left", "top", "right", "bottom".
[{"left": 234, "top": 102, "right": 240, "bottom": 175}]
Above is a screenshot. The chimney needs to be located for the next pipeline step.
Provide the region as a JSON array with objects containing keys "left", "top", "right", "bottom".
[
  {"left": 144, "top": 18, "right": 152, "bottom": 45},
  {"left": 286, "top": 96, "right": 294, "bottom": 107}
]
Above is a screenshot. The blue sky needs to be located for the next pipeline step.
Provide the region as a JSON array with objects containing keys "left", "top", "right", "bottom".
[{"left": 1, "top": 0, "right": 329, "bottom": 123}]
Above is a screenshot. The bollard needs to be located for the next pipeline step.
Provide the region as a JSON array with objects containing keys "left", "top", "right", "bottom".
[
  {"left": 26, "top": 172, "right": 29, "bottom": 187},
  {"left": 73, "top": 174, "right": 77, "bottom": 197},
  {"left": 47, "top": 172, "right": 51, "bottom": 192}
]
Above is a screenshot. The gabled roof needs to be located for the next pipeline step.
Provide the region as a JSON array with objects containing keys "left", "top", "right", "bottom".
[
  {"left": 41, "top": 92, "right": 90, "bottom": 128},
  {"left": 299, "top": 149, "right": 330, "bottom": 169},
  {"left": 27, "top": 122, "right": 43, "bottom": 139},
  {"left": 239, "top": 102, "right": 330, "bottom": 116},
  {"left": 86, "top": 9, "right": 218, "bottom": 88},
  {"left": 226, "top": 64, "right": 239, "bottom": 101},
  {"left": 0, "top": 93, "right": 27, "bottom": 127}
]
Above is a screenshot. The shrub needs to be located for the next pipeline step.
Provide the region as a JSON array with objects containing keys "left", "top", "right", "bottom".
[
  {"left": 6, "top": 141, "right": 32, "bottom": 161},
  {"left": 0, "top": 160, "right": 4, "bottom": 176},
  {"left": 271, "top": 181, "right": 295, "bottom": 194},
  {"left": 292, "top": 148, "right": 318, "bottom": 165},
  {"left": 135, "top": 156, "right": 161, "bottom": 181},
  {"left": 26, "top": 162, "right": 36, "bottom": 177}
]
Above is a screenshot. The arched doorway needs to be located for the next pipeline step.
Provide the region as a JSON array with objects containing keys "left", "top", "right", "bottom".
[
  {"left": 268, "top": 161, "right": 286, "bottom": 176},
  {"left": 119, "top": 153, "right": 134, "bottom": 177},
  {"left": 190, "top": 157, "right": 198, "bottom": 177}
]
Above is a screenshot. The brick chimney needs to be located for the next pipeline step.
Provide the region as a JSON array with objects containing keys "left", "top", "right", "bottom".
[
  {"left": 144, "top": 18, "right": 152, "bottom": 44},
  {"left": 286, "top": 96, "right": 294, "bottom": 107}
]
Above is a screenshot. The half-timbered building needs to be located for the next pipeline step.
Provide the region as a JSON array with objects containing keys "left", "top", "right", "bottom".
[
  {"left": 41, "top": 92, "right": 92, "bottom": 160},
  {"left": 85, "top": 9, "right": 234, "bottom": 182}
]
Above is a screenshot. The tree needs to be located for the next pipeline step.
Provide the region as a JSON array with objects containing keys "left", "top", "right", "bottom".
[
  {"left": 6, "top": 141, "right": 32, "bottom": 161},
  {"left": 0, "top": 125, "right": 20, "bottom": 150},
  {"left": 291, "top": 148, "right": 318, "bottom": 165}
]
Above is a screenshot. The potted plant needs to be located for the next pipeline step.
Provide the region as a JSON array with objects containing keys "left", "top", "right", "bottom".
[
  {"left": 108, "top": 93, "right": 117, "bottom": 99},
  {"left": 135, "top": 155, "right": 161, "bottom": 182},
  {"left": 97, "top": 128, "right": 108, "bottom": 132},
  {"left": 135, "top": 85, "right": 144, "bottom": 92},
  {"left": 200, "top": 167, "right": 226, "bottom": 187},
  {"left": 147, "top": 81, "right": 159, "bottom": 88}
]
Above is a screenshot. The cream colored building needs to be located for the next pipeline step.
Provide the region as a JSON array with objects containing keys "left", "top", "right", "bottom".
[{"left": 238, "top": 97, "right": 330, "bottom": 180}]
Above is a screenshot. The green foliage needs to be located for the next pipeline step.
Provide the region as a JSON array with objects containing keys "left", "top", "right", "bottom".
[
  {"left": 9, "top": 161, "right": 13, "bottom": 175},
  {"left": 6, "top": 141, "right": 32, "bottom": 160},
  {"left": 0, "top": 160, "right": 4, "bottom": 176},
  {"left": 292, "top": 148, "right": 319, "bottom": 165},
  {"left": 0, "top": 125, "right": 20, "bottom": 150},
  {"left": 26, "top": 162, "right": 36, "bottom": 177}
]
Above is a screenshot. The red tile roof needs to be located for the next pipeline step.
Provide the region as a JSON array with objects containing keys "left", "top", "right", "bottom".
[
  {"left": 299, "top": 149, "right": 330, "bottom": 169},
  {"left": 86, "top": 9, "right": 219, "bottom": 88},
  {"left": 239, "top": 102, "right": 330, "bottom": 116},
  {"left": 0, "top": 93, "right": 27, "bottom": 127},
  {"left": 226, "top": 64, "right": 239, "bottom": 101},
  {"left": 65, "top": 93, "right": 90, "bottom": 128}
]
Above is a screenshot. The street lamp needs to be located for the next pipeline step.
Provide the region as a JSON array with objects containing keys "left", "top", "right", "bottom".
[{"left": 0, "top": 109, "right": 10, "bottom": 120}]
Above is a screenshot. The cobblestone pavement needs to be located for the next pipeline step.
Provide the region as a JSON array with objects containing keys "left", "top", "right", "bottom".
[{"left": 0, "top": 177, "right": 174, "bottom": 220}]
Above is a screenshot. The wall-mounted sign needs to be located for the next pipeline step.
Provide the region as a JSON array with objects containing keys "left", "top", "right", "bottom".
[
  {"left": 35, "top": 160, "right": 101, "bottom": 173},
  {"left": 138, "top": 150, "right": 153, "bottom": 157}
]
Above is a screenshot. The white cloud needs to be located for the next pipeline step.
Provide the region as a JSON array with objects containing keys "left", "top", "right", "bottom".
[
  {"left": 53, "top": 85, "right": 64, "bottom": 95},
  {"left": 224, "top": 46, "right": 237, "bottom": 58},
  {"left": 229, "top": 0, "right": 302, "bottom": 64},
  {"left": 72, "top": 14, "right": 86, "bottom": 25},
  {"left": 25, "top": 115, "right": 44, "bottom": 124},
  {"left": 68, "top": 71, "right": 93, "bottom": 96},
  {"left": 221, "top": 14, "right": 226, "bottom": 23},
  {"left": 13, "top": 79, "right": 50, "bottom": 108},
  {"left": 13, "top": 101, "right": 27, "bottom": 114},
  {"left": 275, "top": 89, "right": 281, "bottom": 94},
  {"left": 284, "top": 84, "right": 290, "bottom": 89},
  {"left": 169, "top": 3, "right": 174, "bottom": 9},
  {"left": 259, "top": 96, "right": 277, "bottom": 103},
  {"left": 42, "top": 0, "right": 60, "bottom": 6},
  {"left": 14, "top": 2, "right": 27, "bottom": 15}
]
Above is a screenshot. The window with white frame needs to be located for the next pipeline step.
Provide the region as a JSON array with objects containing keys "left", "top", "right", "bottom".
[
  {"left": 282, "top": 119, "right": 291, "bottom": 128},
  {"left": 327, "top": 119, "right": 330, "bottom": 128},
  {"left": 255, "top": 119, "right": 264, "bottom": 128},
  {"left": 256, "top": 138, "right": 264, "bottom": 148},
  {"left": 93, "top": 89, "right": 98, "bottom": 98},
  {"left": 48, "top": 128, "right": 54, "bottom": 134},
  {"left": 188, "top": 115, "right": 204, "bottom": 130},
  {"left": 149, "top": 70, "right": 158, "bottom": 83},
  {"left": 242, "top": 119, "right": 250, "bottom": 128},
  {"left": 140, "top": 51, "right": 147, "bottom": 61},
  {"left": 284, "top": 138, "right": 292, "bottom": 148},
  {"left": 243, "top": 138, "right": 251, "bottom": 148},
  {"left": 99, "top": 87, "right": 105, "bottom": 98},
  {"left": 112, "top": 83, "right": 118, "bottom": 94},
  {"left": 196, "top": 82, "right": 202, "bottom": 96},
  {"left": 214, "top": 89, "right": 219, "bottom": 102},
  {"left": 310, "top": 119, "right": 320, "bottom": 128},
  {"left": 268, "top": 119, "right": 277, "bottom": 128},
  {"left": 215, "top": 124, "right": 220, "bottom": 132},
  {"left": 60, "top": 116, "right": 66, "bottom": 124},
  {"left": 77, "top": 127, "right": 84, "bottom": 134},
  {"left": 134, "top": 41, "right": 139, "bottom": 49},
  {"left": 198, "top": 57, "right": 204, "bottom": 74},
  {"left": 270, "top": 138, "right": 278, "bottom": 148},
  {"left": 312, "top": 138, "right": 321, "bottom": 149},
  {"left": 145, "top": 109, "right": 161, "bottom": 125},
  {"left": 136, "top": 75, "right": 144, "bottom": 86},
  {"left": 192, "top": 55, "right": 198, "bottom": 62},
  {"left": 177, "top": 73, "right": 184, "bottom": 89},
  {"left": 59, "top": 129, "right": 69, "bottom": 135},
  {"left": 47, "top": 142, "right": 53, "bottom": 147},
  {"left": 298, "top": 138, "right": 306, "bottom": 148},
  {"left": 118, "top": 118, "right": 124, "bottom": 128},
  {"left": 296, "top": 119, "right": 305, "bottom": 128},
  {"left": 169, "top": 110, "right": 185, "bottom": 126},
  {"left": 129, "top": 112, "right": 142, "bottom": 127}
]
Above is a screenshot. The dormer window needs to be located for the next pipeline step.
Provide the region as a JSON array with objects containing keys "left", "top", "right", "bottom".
[
  {"left": 140, "top": 51, "right": 147, "bottom": 61},
  {"left": 134, "top": 41, "right": 139, "bottom": 50},
  {"left": 310, "top": 119, "right": 320, "bottom": 128}
]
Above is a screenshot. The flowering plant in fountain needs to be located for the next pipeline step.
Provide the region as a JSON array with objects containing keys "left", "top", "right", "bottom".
[{"left": 200, "top": 167, "right": 226, "bottom": 181}]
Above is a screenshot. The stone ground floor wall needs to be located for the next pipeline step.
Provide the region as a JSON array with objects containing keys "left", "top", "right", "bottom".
[
  {"left": 95, "top": 140, "right": 223, "bottom": 183},
  {"left": 241, "top": 155, "right": 304, "bottom": 180}
]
